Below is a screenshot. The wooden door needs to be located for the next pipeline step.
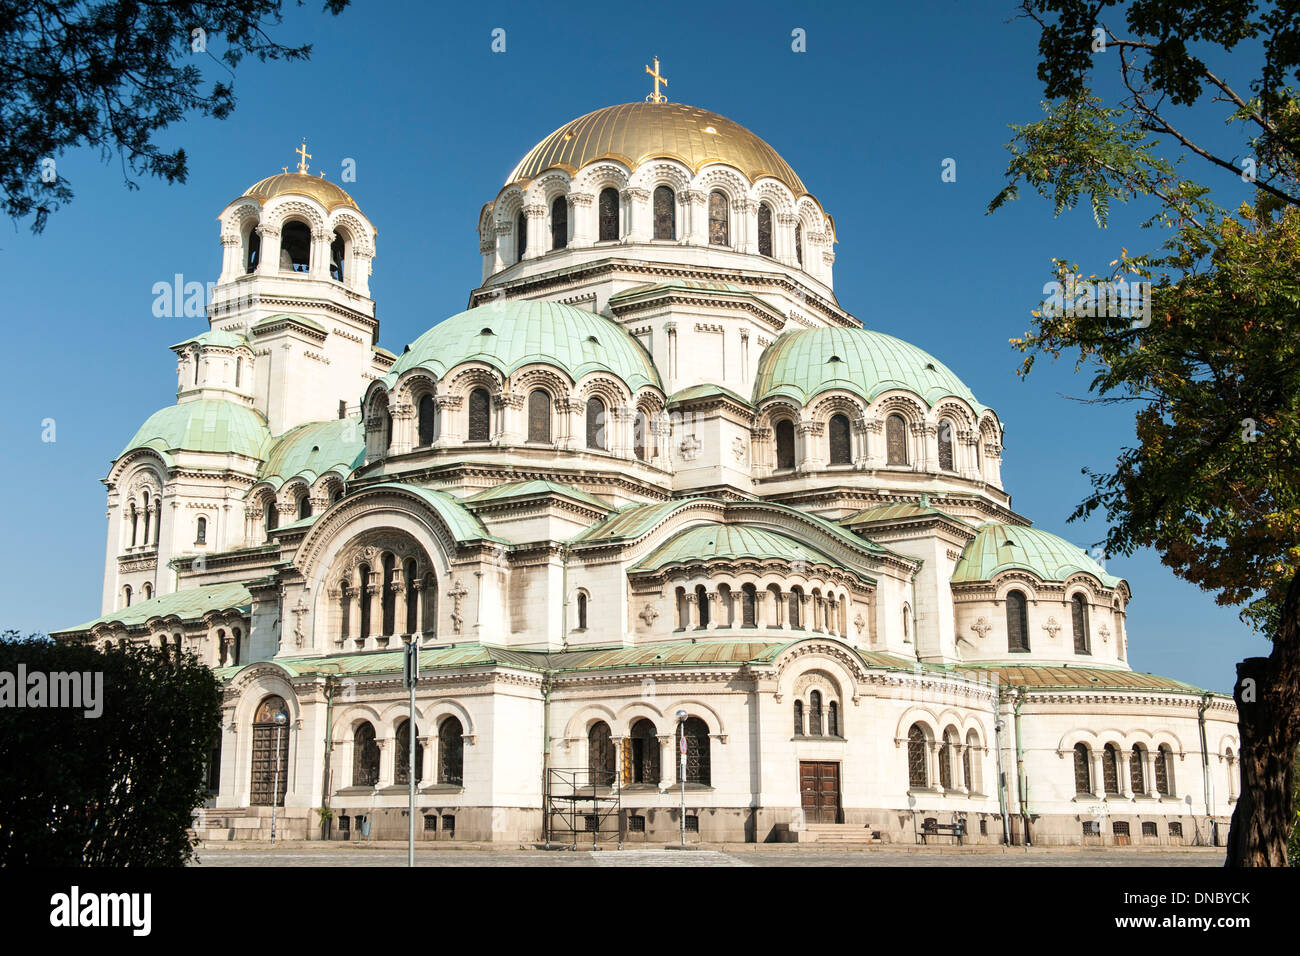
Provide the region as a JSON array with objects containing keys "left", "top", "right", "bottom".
[{"left": 799, "top": 761, "right": 840, "bottom": 824}]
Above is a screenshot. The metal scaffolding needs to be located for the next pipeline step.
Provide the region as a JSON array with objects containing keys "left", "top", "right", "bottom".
[{"left": 545, "top": 768, "right": 623, "bottom": 849}]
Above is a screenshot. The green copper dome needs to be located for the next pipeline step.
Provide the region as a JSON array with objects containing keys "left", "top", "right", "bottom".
[
  {"left": 257, "top": 418, "right": 364, "bottom": 489},
  {"left": 386, "top": 300, "right": 661, "bottom": 392},
  {"left": 951, "top": 523, "right": 1124, "bottom": 588},
  {"left": 119, "top": 399, "right": 271, "bottom": 464},
  {"left": 633, "top": 523, "right": 845, "bottom": 573},
  {"left": 753, "top": 327, "right": 987, "bottom": 414}
]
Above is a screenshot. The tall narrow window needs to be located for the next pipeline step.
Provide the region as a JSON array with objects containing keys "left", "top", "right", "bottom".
[
  {"left": 809, "top": 691, "right": 823, "bottom": 736},
  {"left": 793, "top": 700, "right": 804, "bottom": 736},
  {"left": 576, "top": 592, "right": 588, "bottom": 630},
  {"left": 1130, "top": 745, "right": 1146, "bottom": 794},
  {"left": 129, "top": 502, "right": 138, "bottom": 546},
  {"left": 695, "top": 584, "right": 709, "bottom": 628},
  {"left": 298, "top": 494, "right": 312, "bottom": 521},
  {"left": 264, "top": 499, "right": 278, "bottom": 538},
  {"left": 598, "top": 187, "right": 619, "bottom": 241},
  {"left": 828, "top": 701, "right": 839, "bottom": 737},
  {"left": 143, "top": 582, "right": 152, "bottom": 600},
  {"left": 468, "top": 388, "right": 491, "bottom": 441},
  {"left": 418, "top": 394, "right": 437, "bottom": 446},
  {"left": 653, "top": 185, "right": 675, "bottom": 240},
  {"left": 281, "top": 220, "right": 311, "bottom": 272},
  {"left": 195, "top": 516, "right": 207, "bottom": 545},
  {"left": 358, "top": 563, "right": 372, "bottom": 638},
  {"left": 1071, "top": 593, "right": 1091, "bottom": 654},
  {"left": 527, "top": 389, "right": 551, "bottom": 443},
  {"left": 588, "top": 721, "right": 615, "bottom": 786},
  {"left": 404, "top": 558, "right": 419, "bottom": 634},
  {"left": 330, "top": 232, "right": 346, "bottom": 281},
  {"left": 381, "top": 553, "right": 396, "bottom": 636},
  {"left": 142, "top": 492, "right": 151, "bottom": 543},
  {"left": 937, "top": 419, "right": 954, "bottom": 471},
  {"left": 1103, "top": 744, "right": 1121, "bottom": 794},
  {"left": 757, "top": 202, "right": 773, "bottom": 257},
  {"left": 634, "top": 410, "right": 650, "bottom": 461},
  {"left": 585, "top": 397, "right": 605, "bottom": 450},
  {"left": 551, "top": 195, "right": 568, "bottom": 250},
  {"left": 741, "top": 584, "right": 757, "bottom": 628},
  {"left": 907, "top": 724, "right": 927, "bottom": 789},
  {"left": 438, "top": 717, "right": 464, "bottom": 786},
  {"left": 789, "top": 587, "right": 803, "bottom": 629},
  {"left": 629, "top": 718, "right": 660, "bottom": 784},
  {"left": 794, "top": 222, "right": 803, "bottom": 266},
  {"left": 1073, "top": 743, "right": 1092, "bottom": 793},
  {"left": 828, "top": 414, "right": 851, "bottom": 465},
  {"left": 515, "top": 211, "right": 526, "bottom": 262},
  {"left": 775, "top": 419, "right": 795, "bottom": 469},
  {"left": 708, "top": 190, "right": 729, "bottom": 245},
  {"left": 352, "top": 722, "right": 380, "bottom": 787},
  {"left": 964, "top": 730, "right": 978, "bottom": 790},
  {"left": 939, "top": 728, "right": 957, "bottom": 789},
  {"left": 886, "top": 414, "right": 908, "bottom": 465},
  {"left": 395, "top": 719, "right": 422, "bottom": 785},
  {"left": 123, "top": 585, "right": 132, "bottom": 608},
  {"left": 1006, "top": 589, "right": 1030, "bottom": 652},
  {"left": 245, "top": 230, "right": 260, "bottom": 273},
  {"left": 1154, "top": 745, "right": 1171, "bottom": 795},
  {"left": 677, "top": 717, "right": 711, "bottom": 785}
]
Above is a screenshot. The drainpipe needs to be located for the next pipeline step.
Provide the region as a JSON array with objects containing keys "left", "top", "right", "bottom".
[
  {"left": 1198, "top": 692, "right": 1216, "bottom": 846},
  {"left": 993, "top": 687, "right": 1011, "bottom": 845},
  {"left": 541, "top": 544, "right": 570, "bottom": 844},
  {"left": 1012, "top": 687, "right": 1030, "bottom": 846}
]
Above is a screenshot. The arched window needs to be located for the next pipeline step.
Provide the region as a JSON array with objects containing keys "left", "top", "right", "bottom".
[
  {"left": 1071, "top": 593, "right": 1091, "bottom": 654},
  {"left": 245, "top": 229, "right": 260, "bottom": 273},
  {"left": 129, "top": 502, "right": 138, "bottom": 547},
  {"left": 195, "top": 516, "right": 207, "bottom": 545},
  {"left": 828, "top": 700, "right": 839, "bottom": 737},
  {"left": 250, "top": 696, "right": 290, "bottom": 806},
  {"left": 598, "top": 187, "right": 620, "bottom": 241},
  {"left": 794, "top": 222, "right": 803, "bottom": 266},
  {"left": 264, "top": 499, "right": 278, "bottom": 539},
  {"left": 675, "top": 587, "right": 688, "bottom": 630},
  {"left": 423, "top": 571, "right": 438, "bottom": 637},
  {"left": 886, "top": 414, "right": 908, "bottom": 465},
  {"left": 828, "top": 414, "right": 851, "bottom": 465},
  {"left": 1154, "top": 745, "right": 1172, "bottom": 795},
  {"left": 551, "top": 195, "right": 568, "bottom": 250},
  {"left": 634, "top": 410, "right": 651, "bottom": 461},
  {"left": 381, "top": 553, "right": 396, "bottom": 636},
  {"left": 142, "top": 491, "right": 151, "bottom": 544},
  {"left": 677, "top": 716, "right": 711, "bottom": 785},
  {"left": 809, "top": 691, "right": 823, "bottom": 736},
  {"left": 332, "top": 486, "right": 345, "bottom": 504},
  {"left": 418, "top": 394, "right": 437, "bottom": 446},
  {"left": 231, "top": 627, "right": 242, "bottom": 666},
  {"left": 352, "top": 722, "right": 380, "bottom": 787},
  {"left": 789, "top": 587, "right": 803, "bottom": 629},
  {"left": 775, "top": 419, "right": 796, "bottom": 469},
  {"left": 939, "top": 727, "right": 957, "bottom": 789},
  {"left": 1103, "top": 743, "right": 1121, "bottom": 794},
  {"left": 695, "top": 584, "right": 710, "bottom": 628},
  {"left": 965, "top": 730, "right": 979, "bottom": 791},
  {"left": 122, "top": 585, "right": 132, "bottom": 608},
  {"left": 716, "top": 583, "right": 734, "bottom": 627},
  {"left": 329, "top": 231, "right": 346, "bottom": 282},
  {"left": 741, "top": 584, "right": 757, "bottom": 628},
  {"left": 404, "top": 558, "right": 419, "bottom": 634},
  {"left": 297, "top": 493, "right": 312, "bottom": 521},
  {"left": 235, "top": 356, "right": 241, "bottom": 388},
  {"left": 527, "top": 390, "right": 551, "bottom": 443},
  {"left": 280, "top": 220, "right": 311, "bottom": 272},
  {"left": 757, "top": 202, "right": 773, "bottom": 257},
  {"left": 588, "top": 721, "right": 615, "bottom": 786},
  {"left": 358, "top": 562, "right": 372, "bottom": 638},
  {"left": 1073, "top": 743, "right": 1092, "bottom": 794},
  {"left": 629, "top": 718, "right": 660, "bottom": 784},
  {"left": 708, "top": 190, "right": 729, "bottom": 245},
  {"left": 1130, "top": 745, "right": 1146, "bottom": 794},
  {"left": 793, "top": 700, "right": 804, "bottom": 736},
  {"left": 652, "top": 185, "right": 675, "bottom": 240},
  {"left": 515, "top": 210, "right": 526, "bottom": 262},
  {"left": 468, "top": 387, "right": 491, "bottom": 442},
  {"left": 585, "top": 397, "right": 606, "bottom": 450},
  {"left": 1225, "top": 748, "right": 1236, "bottom": 801},
  {"left": 902, "top": 603, "right": 911, "bottom": 642},
  {"left": 937, "top": 419, "right": 954, "bottom": 471},
  {"left": 438, "top": 716, "right": 464, "bottom": 785},
  {"left": 1006, "top": 589, "right": 1030, "bottom": 653},
  {"left": 576, "top": 592, "right": 588, "bottom": 630},
  {"left": 142, "top": 582, "right": 152, "bottom": 601},
  {"left": 907, "top": 724, "right": 928, "bottom": 789},
  {"left": 395, "top": 719, "right": 422, "bottom": 785}
]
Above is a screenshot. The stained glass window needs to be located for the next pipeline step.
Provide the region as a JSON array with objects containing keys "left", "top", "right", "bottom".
[
  {"left": 395, "top": 719, "right": 422, "bottom": 785},
  {"left": 1072, "top": 593, "right": 1090, "bottom": 654},
  {"left": 938, "top": 419, "right": 954, "bottom": 471},
  {"left": 588, "top": 722, "right": 615, "bottom": 786},
  {"left": 908, "top": 724, "right": 927, "bottom": 788},
  {"left": 708, "top": 190, "right": 728, "bottom": 245},
  {"left": 1074, "top": 743, "right": 1092, "bottom": 793},
  {"left": 886, "top": 414, "right": 908, "bottom": 465},
  {"left": 418, "top": 394, "right": 436, "bottom": 446},
  {"left": 757, "top": 202, "right": 773, "bottom": 257},
  {"left": 829, "top": 414, "right": 851, "bottom": 464},
  {"left": 653, "top": 185, "right": 675, "bottom": 240},
  {"left": 353, "top": 722, "right": 380, "bottom": 787},
  {"left": 551, "top": 195, "right": 567, "bottom": 250},
  {"left": 677, "top": 716, "right": 711, "bottom": 785},
  {"left": 775, "top": 419, "right": 795, "bottom": 469},
  {"left": 1006, "top": 589, "right": 1030, "bottom": 652},
  {"left": 598, "top": 187, "right": 619, "bottom": 241},
  {"left": 585, "top": 397, "right": 605, "bottom": 450},
  {"left": 527, "top": 389, "right": 551, "bottom": 443},
  {"left": 439, "top": 717, "right": 464, "bottom": 786},
  {"left": 468, "top": 388, "right": 491, "bottom": 441}
]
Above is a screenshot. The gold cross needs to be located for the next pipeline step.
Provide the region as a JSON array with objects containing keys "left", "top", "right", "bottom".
[
  {"left": 645, "top": 56, "right": 668, "bottom": 103},
  {"left": 295, "top": 140, "right": 311, "bottom": 174}
]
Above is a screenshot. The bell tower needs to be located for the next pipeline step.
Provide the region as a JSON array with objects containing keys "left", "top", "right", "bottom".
[{"left": 208, "top": 145, "right": 385, "bottom": 435}]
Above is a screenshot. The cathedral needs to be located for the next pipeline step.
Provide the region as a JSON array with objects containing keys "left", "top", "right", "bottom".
[{"left": 54, "top": 75, "right": 1241, "bottom": 847}]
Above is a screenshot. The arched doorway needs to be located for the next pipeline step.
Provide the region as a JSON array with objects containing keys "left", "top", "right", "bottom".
[{"left": 250, "top": 695, "right": 290, "bottom": 806}]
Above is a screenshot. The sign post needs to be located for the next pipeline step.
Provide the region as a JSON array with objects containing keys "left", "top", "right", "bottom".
[{"left": 402, "top": 637, "right": 419, "bottom": 867}]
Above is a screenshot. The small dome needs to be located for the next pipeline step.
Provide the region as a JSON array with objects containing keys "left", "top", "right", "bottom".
[
  {"left": 507, "top": 102, "right": 809, "bottom": 196},
  {"left": 952, "top": 523, "right": 1124, "bottom": 589},
  {"left": 754, "top": 327, "right": 988, "bottom": 414},
  {"left": 119, "top": 399, "right": 270, "bottom": 463},
  {"left": 258, "top": 418, "right": 364, "bottom": 490},
  {"left": 387, "top": 300, "right": 661, "bottom": 393},
  {"left": 240, "top": 171, "right": 359, "bottom": 212},
  {"left": 632, "top": 523, "right": 842, "bottom": 573}
]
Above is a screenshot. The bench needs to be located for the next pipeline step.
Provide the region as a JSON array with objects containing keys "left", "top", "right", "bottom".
[{"left": 920, "top": 818, "right": 965, "bottom": 845}]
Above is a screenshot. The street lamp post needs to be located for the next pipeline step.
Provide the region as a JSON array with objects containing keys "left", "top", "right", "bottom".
[
  {"left": 403, "top": 635, "right": 419, "bottom": 868},
  {"left": 271, "top": 710, "right": 287, "bottom": 845},
  {"left": 676, "top": 709, "right": 687, "bottom": 845}
]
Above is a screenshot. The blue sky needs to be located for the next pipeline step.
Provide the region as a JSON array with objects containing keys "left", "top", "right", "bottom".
[{"left": 0, "top": 0, "right": 1271, "bottom": 690}]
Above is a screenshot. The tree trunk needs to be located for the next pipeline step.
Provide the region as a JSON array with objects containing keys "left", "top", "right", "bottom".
[{"left": 1226, "top": 568, "right": 1300, "bottom": 866}]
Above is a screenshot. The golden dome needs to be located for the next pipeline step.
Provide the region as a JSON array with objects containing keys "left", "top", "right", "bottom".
[
  {"left": 507, "top": 102, "right": 808, "bottom": 196},
  {"left": 241, "top": 171, "right": 359, "bottom": 211}
]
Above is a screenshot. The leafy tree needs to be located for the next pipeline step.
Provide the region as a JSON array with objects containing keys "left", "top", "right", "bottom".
[
  {"left": 0, "top": 631, "right": 222, "bottom": 866},
  {"left": 1, "top": 0, "right": 349, "bottom": 232},
  {"left": 991, "top": 1, "right": 1300, "bottom": 865}
]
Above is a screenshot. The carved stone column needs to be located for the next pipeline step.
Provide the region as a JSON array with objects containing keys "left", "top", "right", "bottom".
[{"left": 568, "top": 191, "right": 594, "bottom": 247}]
